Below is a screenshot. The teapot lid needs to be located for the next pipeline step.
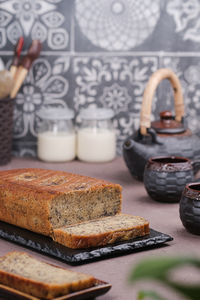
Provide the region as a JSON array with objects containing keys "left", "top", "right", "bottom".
[{"left": 151, "top": 111, "right": 186, "bottom": 134}]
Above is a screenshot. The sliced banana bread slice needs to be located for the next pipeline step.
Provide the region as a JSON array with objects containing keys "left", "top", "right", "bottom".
[
  {"left": 0, "top": 251, "right": 95, "bottom": 299},
  {"left": 52, "top": 214, "right": 150, "bottom": 249}
]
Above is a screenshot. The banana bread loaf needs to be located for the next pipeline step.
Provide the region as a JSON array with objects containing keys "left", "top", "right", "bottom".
[
  {"left": 0, "top": 168, "right": 122, "bottom": 236},
  {"left": 0, "top": 251, "right": 95, "bottom": 299},
  {"left": 52, "top": 214, "right": 150, "bottom": 249}
]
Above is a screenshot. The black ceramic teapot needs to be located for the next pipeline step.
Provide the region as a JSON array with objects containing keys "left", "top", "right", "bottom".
[{"left": 123, "top": 68, "right": 200, "bottom": 181}]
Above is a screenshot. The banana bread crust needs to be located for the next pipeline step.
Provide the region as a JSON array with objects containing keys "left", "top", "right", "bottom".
[
  {"left": 0, "top": 168, "right": 122, "bottom": 236},
  {"left": 0, "top": 251, "right": 95, "bottom": 299},
  {"left": 52, "top": 214, "right": 150, "bottom": 249}
]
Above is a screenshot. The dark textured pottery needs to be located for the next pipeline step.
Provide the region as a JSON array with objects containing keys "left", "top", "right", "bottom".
[
  {"left": 144, "top": 156, "right": 200, "bottom": 203},
  {"left": 180, "top": 183, "right": 200, "bottom": 235},
  {"left": 123, "top": 128, "right": 200, "bottom": 181},
  {"left": 123, "top": 68, "right": 200, "bottom": 181}
]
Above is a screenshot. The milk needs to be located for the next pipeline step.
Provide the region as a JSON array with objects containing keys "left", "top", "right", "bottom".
[
  {"left": 37, "top": 131, "right": 76, "bottom": 162},
  {"left": 77, "top": 128, "right": 116, "bottom": 162}
]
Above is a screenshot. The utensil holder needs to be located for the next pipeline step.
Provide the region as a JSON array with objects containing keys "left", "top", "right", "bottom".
[{"left": 0, "top": 97, "right": 14, "bottom": 165}]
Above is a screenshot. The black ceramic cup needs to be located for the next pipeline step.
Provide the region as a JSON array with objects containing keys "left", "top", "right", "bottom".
[
  {"left": 144, "top": 156, "right": 200, "bottom": 203},
  {"left": 179, "top": 182, "right": 200, "bottom": 235},
  {"left": 180, "top": 183, "right": 200, "bottom": 235}
]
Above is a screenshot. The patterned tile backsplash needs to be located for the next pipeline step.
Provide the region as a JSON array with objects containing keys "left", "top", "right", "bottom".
[{"left": 1, "top": 0, "right": 200, "bottom": 157}]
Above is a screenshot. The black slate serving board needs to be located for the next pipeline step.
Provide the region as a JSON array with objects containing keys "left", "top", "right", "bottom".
[{"left": 0, "top": 221, "right": 173, "bottom": 265}]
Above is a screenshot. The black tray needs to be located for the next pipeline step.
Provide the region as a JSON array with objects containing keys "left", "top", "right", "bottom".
[
  {"left": 0, "top": 280, "right": 111, "bottom": 300},
  {"left": 0, "top": 221, "right": 173, "bottom": 265}
]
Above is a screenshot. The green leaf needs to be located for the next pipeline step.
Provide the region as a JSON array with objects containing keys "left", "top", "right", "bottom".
[
  {"left": 166, "top": 281, "right": 200, "bottom": 300},
  {"left": 137, "top": 290, "right": 168, "bottom": 300},
  {"left": 129, "top": 256, "right": 200, "bottom": 300},
  {"left": 129, "top": 257, "right": 200, "bottom": 282}
]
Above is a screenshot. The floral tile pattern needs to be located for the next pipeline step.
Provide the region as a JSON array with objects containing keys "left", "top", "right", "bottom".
[
  {"left": 0, "top": 0, "right": 200, "bottom": 157},
  {"left": 13, "top": 56, "right": 70, "bottom": 138},
  {"left": 161, "top": 56, "right": 200, "bottom": 134},
  {"left": 0, "top": 0, "right": 71, "bottom": 50},
  {"left": 73, "top": 56, "right": 159, "bottom": 152},
  {"left": 2, "top": 55, "right": 71, "bottom": 156},
  {"left": 166, "top": 0, "right": 200, "bottom": 42},
  {"left": 75, "top": 0, "right": 161, "bottom": 51}
]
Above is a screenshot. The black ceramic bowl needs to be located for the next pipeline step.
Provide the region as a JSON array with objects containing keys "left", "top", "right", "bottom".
[
  {"left": 144, "top": 156, "right": 195, "bottom": 203},
  {"left": 180, "top": 183, "right": 200, "bottom": 235}
]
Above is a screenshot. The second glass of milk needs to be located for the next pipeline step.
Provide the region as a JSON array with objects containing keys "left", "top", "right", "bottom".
[
  {"left": 37, "top": 107, "right": 76, "bottom": 162},
  {"left": 77, "top": 107, "right": 116, "bottom": 162}
]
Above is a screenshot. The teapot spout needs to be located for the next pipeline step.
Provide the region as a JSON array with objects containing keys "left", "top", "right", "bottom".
[
  {"left": 123, "top": 139, "right": 135, "bottom": 150},
  {"left": 123, "top": 137, "right": 146, "bottom": 181}
]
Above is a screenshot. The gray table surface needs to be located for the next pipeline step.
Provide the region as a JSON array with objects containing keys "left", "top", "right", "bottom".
[{"left": 0, "top": 157, "right": 199, "bottom": 300}]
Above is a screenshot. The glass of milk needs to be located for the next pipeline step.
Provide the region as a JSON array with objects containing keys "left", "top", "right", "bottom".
[
  {"left": 77, "top": 107, "right": 116, "bottom": 162},
  {"left": 37, "top": 107, "right": 76, "bottom": 162}
]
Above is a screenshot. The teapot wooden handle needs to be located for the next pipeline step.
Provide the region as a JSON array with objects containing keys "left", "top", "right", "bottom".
[{"left": 140, "top": 68, "right": 184, "bottom": 136}]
